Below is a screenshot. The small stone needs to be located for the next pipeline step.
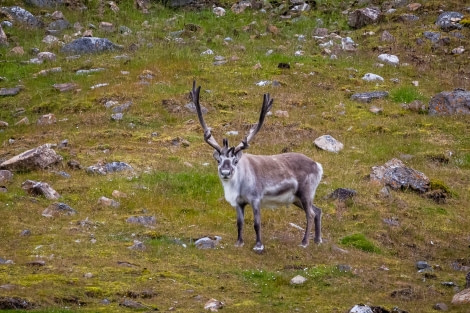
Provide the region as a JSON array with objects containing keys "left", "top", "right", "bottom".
[
  {"left": 314, "top": 135, "right": 344, "bottom": 153},
  {"left": 98, "top": 196, "right": 120, "bottom": 208},
  {"left": 204, "top": 298, "right": 224, "bottom": 311},
  {"left": 274, "top": 110, "right": 289, "bottom": 118},
  {"left": 378, "top": 53, "right": 399, "bottom": 66},
  {"left": 362, "top": 73, "right": 384, "bottom": 82},
  {"left": 126, "top": 216, "right": 156, "bottom": 227},
  {"left": 416, "top": 261, "right": 430, "bottom": 270},
  {"left": 369, "top": 106, "right": 383, "bottom": 114},
  {"left": 290, "top": 275, "right": 307, "bottom": 285},
  {"left": 195, "top": 236, "right": 221, "bottom": 249},
  {"left": 37, "top": 113, "right": 56, "bottom": 125}
]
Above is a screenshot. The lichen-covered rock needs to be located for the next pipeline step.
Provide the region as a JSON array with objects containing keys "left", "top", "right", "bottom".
[
  {"left": 436, "top": 11, "right": 463, "bottom": 31},
  {"left": 61, "top": 37, "right": 122, "bottom": 54},
  {"left": 0, "top": 144, "right": 63, "bottom": 171},
  {"left": 348, "top": 7, "right": 382, "bottom": 29},
  {"left": 429, "top": 89, "right": 470, "bottom": 116},
  {"left": 86, "top": 161, "right": 133, "bottom": 175},
  {"left": 1, "top": 6, "right": 43, "bottom": 28},
  {"left": 21, "top": 180, "right": 60, "bottom": 199},
  {"left": 370, "top": 158, "right": 430, "bottom": 193}
]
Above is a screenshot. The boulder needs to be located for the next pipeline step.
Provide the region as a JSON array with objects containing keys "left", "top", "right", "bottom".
[
  {"left": 1, "top": 6, "right": 43, "bottom": 28},
  {"left": 436, "top": 11, "right": 463, "bottom": 32},
  {"left": 348, "top": 7, "right": 382, "bottom": 29},
  {"left": 61, "top": 37, "right": 122, "bottom": 54},
  {"left": 370, "top": 158, "right": 430, "bottom": 193},
  {"left": 428, "top": 89, "right": 470, "bottom": 116},
  {"left": 0, "top": 144, "right": 63, "bottom": 171}
]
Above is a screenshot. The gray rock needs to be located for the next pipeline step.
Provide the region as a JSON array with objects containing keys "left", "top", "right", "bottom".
[
  {"left": 416, "top": 261, "right": 430, "bottom": 270},
  {"left": 0, "top": 297, "right": 36, "bottom": 310},
  {"left": 37, "top": 113, "right": 56, "bottom": 125},
  {"left": 53, "top": 83, "right": 79, "bottom": 92},
  {"left": 362, "top": 73, "right": 384, "bottom": 82},
  {"left": 381, "top": 30, "right": 395, "bottom": 42},
  {"left": 0, "top": 144, "right": 63, "bottom": 171},
  {"left": 1, "top": 6, "right": 43, "bottom": 28},
  {"left": 24, "top": 0, "right": 64, "bottom": 7},
  {"left": 451, "top": 288, "right": 470, "bottom": 305},
  {"left": 128, "top": 240, "right": 146, "bottom": 251},
  {"left": 370, "top": 158, "right": 430, "bottom": 193},
  {"left": 111, "top": 113, "right": 123, "bottom": 121},
  {"left": 195, "top": 236, "right": 221, "bottom": 249},
  {"left": 42, "top": 202, "right": 77, "bottom": 217},
  {"left": 436, "top": 12, "right": 463, "bottom": 32},
  {"left": 327, "top": 188, "right": 357, "bottom": 201},
  {"left": 21, "top": 180, "right": 60, "bottom": 199},
  {"left": 61, "top": 37, "right": 122, "bottom": 54},
  {"left": 351, "top": 91, "right": 389, "bottom": 103},
  {"left": 349, "top": 304, "right": 373, "bottom": 313},
  {"left": 348, "top": 7, "right": 382, "bottom": 29},
  {"left": 378, "top": 53, "right": 399, "bottom": 66},
  {"left": 126, "top": 216, "right": 156, "bottom": 227},
  {"left": 98, "top": 196, "right": 120, "bottom": 208},
  {"left": 47, "top": 19, "right": 69, "bottom": 32},
  {"left": 112, "top": 101, "right": 132, "bottom": 113},
  {"left": 86, "top": 161, "right": 133, "bottom": 175},
  {"left": 0, "top": 87, "right": 21, "bottom": 96},
  {"left": 433, "top": 302, "right": 448, "bottom": 311},
  {"left": 185, "top": 101, "right": 208, "bottom": 114},
  {"left": 290, "top": 275, "right": 307, "bottom": 285},
  {"left": 423, "top": 31, "right": 441, "bottom": 43},
  {"left": 429, "top": 89, "right": 470, "bottom": 116},
  {"left": 314, "top": 135, "right": 344, "bottom": 153},
  {"left": 0, "top": 24, "right": 7, "bottom": 46},
  {"left": 0, "top": 170, "right": 13, "bottom": 183}
]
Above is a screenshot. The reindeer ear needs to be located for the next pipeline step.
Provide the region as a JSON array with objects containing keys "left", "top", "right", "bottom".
[
  {"left": 213, "top": 150, "right": 221, "bottom": 162},
  {"left": 235, "top": 149, "right": 243, "bottom": 160}
]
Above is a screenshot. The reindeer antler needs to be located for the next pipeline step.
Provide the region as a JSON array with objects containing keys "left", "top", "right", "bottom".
[
  {"left": 191, "top": 81, "right": 222, "bottom": 153},
  {"left": 233, "top": 93, "right": 273, "bottom": 154}
]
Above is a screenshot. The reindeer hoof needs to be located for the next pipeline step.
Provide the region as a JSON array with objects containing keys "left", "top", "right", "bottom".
[
  {"left": 299, "top": 242, "right": 309, "bottom": 248},
  {"left": 314, "top": 238, "right": 323, "bottom": 244},
  {"left": 235, "top": 241, "right": 244, "bottom": 247},
  {"left": 253, "top": 244, "right": 264, "bottom": 253}
]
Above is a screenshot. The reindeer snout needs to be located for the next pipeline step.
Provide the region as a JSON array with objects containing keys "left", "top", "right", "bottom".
[{"left": 220, "top": 169, "right": 231, "bottom": 178}]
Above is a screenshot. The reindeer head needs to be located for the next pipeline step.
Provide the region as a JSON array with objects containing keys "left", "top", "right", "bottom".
[{"left": 190, "top": 81, "right": 273, "bottom": 180}]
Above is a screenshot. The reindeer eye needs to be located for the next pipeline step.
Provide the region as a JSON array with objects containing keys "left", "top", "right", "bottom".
[{"left": 233, "top": 159, "right": 238, "bottom": 165}]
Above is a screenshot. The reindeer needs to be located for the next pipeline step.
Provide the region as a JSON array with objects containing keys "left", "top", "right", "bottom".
[{"left": 190, "top": 81, "right": 323, "bottom": 252}]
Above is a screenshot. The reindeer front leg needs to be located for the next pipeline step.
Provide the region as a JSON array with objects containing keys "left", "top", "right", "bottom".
[
  {"left": 235, "top": 203, "right": 246, "bottom": 247},
  {"left": 251, "top": 200, "right": 264, "bottom": 252}
]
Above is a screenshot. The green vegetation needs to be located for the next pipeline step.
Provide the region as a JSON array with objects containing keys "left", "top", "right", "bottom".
[
  {"left": 0, "top": 0, "right": 469, "bottom": 312},
  {"left": 340, "top": 233, "right": 381, "bottom": 253}
]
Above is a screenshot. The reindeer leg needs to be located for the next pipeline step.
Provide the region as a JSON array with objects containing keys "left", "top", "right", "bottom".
[
  {"left": 251, "top": 200, "right": 264, "bottom": 252},
  {"left": 235, "top": 204, "right": 246, "bottom": 247},
  {"left": 312, "top": 205, "right": 322, "bottom": 244},
  {"left": 296, "top": 195, "right": 314, "bottom": 248}
]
